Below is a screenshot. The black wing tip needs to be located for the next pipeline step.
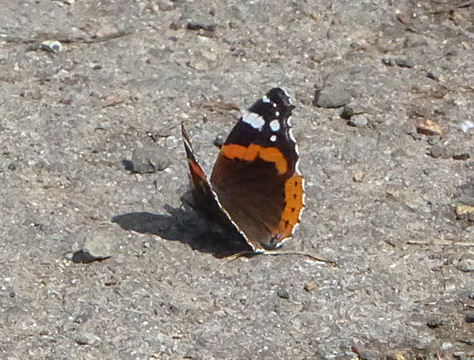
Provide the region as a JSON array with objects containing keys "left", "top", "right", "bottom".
[
  {"left": 181, "top": 122, "right": 194, "bottom": 150},
  {"left": 181, "top": 122, "right": 197, "bottom": 162},
  {"left": 266, "top": 87, "right": 294, "bottom": 108},
  {"left": 181, "top": 122, "right": 189, "bottom": 140}
]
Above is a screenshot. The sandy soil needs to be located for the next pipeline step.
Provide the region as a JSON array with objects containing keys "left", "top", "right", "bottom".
[{"left": 0, "top": 0, "right": 473, "bottom": 359}]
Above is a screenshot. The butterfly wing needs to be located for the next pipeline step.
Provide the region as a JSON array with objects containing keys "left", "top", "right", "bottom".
[
  {"left": 181, "top": 124, "right": 254, "bottom": 251},
  {"left": 210, "top": 88, "right": 304, "bottom": 251}
]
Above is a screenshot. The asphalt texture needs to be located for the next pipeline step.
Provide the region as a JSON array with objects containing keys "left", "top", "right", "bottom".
[{"left": 0, "top": 0, "right": 473, "bottom": 359}]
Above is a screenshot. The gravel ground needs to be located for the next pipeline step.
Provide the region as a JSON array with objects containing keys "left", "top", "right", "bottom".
[{"left": 0, "top": 0, "right": 473, "bottom": 359}]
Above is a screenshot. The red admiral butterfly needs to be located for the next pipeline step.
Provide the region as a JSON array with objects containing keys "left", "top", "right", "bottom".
[{"left": 182, "top": 88, "right": 304, "bottom": 253}]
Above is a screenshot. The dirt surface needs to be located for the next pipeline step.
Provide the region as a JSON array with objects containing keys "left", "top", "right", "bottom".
[{"left": 1, "top": 0, "right": 473, "bottom": 359}]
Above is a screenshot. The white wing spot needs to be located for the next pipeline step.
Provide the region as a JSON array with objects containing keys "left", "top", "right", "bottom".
[
  {"left": 270, "top": 134, "right": 277, "bottom": 142},
  {"left": 242, "top": 111, "right": 265, "bottom": 130},
  {"left": 269, "top": 120, "right": 280, "bottom": 132},
  {"left": 287, "top": 116, "right": 296, "bottom": 142},
  {"left": 262, "top": 96, "right": 270, "bottom": 103},
  {"left": 272, "top": 103, "right": 277, "bottom": 108},
  {"left": 275, "top": 111, "right": 280, "bottom": 117}
]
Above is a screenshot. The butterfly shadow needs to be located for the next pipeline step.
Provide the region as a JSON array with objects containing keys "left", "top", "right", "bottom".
[{"left": 111, "top": 192, "right": 249, "bottom": 258}]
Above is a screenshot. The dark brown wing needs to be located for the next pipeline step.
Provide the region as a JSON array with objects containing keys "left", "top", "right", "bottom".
[
  {"left": 181, "top": 124, "right": 254, "bottom": 252},
  {"left": 210, "top": 88, "right": 304, "bottom": 250}
]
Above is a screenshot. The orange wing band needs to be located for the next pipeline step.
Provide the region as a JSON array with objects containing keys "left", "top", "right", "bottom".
[
  {"left": 275, "top": 174, "right": 304, "bottom": 239},
  {"left": 220, "top": 144, "right": 288, "bottom": 175},
  {"left": 188, "top": 159, "right": 206, "bottom": 179}
]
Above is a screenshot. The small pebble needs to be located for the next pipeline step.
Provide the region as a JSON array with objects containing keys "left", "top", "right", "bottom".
[
  {"left": 427, "top": 319, "right": 443, "bottom": 328},
  {"left": 452, "top": 152, "right": 470, "bottom": 161},
  {"left": 187, "top": 57, "right": 209, "bottom": 71},
  {"left": 277, "top": 288, "right": 290, "bottom": 299},
  {"left": 157, "top": 1, "right": 174, "bottom": 11},
  {"left": 348, "top": 115, "right": 368, "bottom": 127},
  {"left": 381, "top": 57, "right": 395, "bottom": 67},
  {"left": 427, "top": 135, "right": 441, "bottom": 145},
  {"left": 429, "top": 146, "right": 444, "bottom": 158},
  {"left": 304, "top": 283, "right": 315, "bottom": 292},
  {"left": 187, "top": 19, "right": 216, "bottom": 32},
  {"left": 394, "top": 58, "right": 414, "bottom": 68},
  {"left": 340, "top": 106, "right": 354, "bottom": 120},
  {"left": 353, "top": 171, "right": 365, "bottom": 182},
  {"left": 426, "top": 72, "right": 439, "bottom": 81},
  {"left": 456, "top": 205, "right": 474, "bottom": 217},
  {"left": 130, "top": 143, "right": 170, "bottom": 173},
  {"left": 457, "top": 254, "right": 474, "bottom": 272},
  {"left": 404, "top": 34, "right": 428, "bottom": 48},
  {"left": 341, "top": 104, "right": 370, "bottom": 120},
  {"left": 230, "top": 47, "right": 246, "bottom": 57},
  {"left": 104, "top": 277, "right": 118, "bottom": 286},
  {"left": 313, "top": 86, "right": 351, "bottom": 108},
  {"left": 441, "top": 342, "right": 453, "bottom": 350},
  {"left": 460, "top": 120, "right": 474, "bottom": 133},
  {"left": 67, "top": 230, "right": 115, "bottom": 264},
  {"left": 74, "top": 332, "right": 101, "bottom": 346},
  {"left": 416, "top": 119, "right": 443, "bottom": 137},
  {"left": 465, "top": 314, "right": 474, "bottom": 323},
  {"left": 40, "top": 40, "right": 62, "bottom": 53}
]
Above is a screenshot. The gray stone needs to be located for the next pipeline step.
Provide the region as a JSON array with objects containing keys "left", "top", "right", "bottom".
[
  {"left": 426, "top": 72, "right": 439, "bottom": 81},
  {"left": 187, "top": 57, "right": 210, "bottom": 71},
  {"left": 313, "top": 86, "right": 352, "bottom": 108},
  {"left": 340, "top": 105, "right": 354, "bottom": 119},
  {"left": 75, "top": 332, "right": 101, "bottom": 345},
  {"left": 348, "top": 115, "right": 368, "bottom": 127},
  {"left": 157, "top": 1, "right": 174, "bottom": 11},
  {"left": 382, "top": 57, "right": 395, "bottom": 66},
  {"left": 40, "top": 40, "right": 62, "bottom": 53},
  {"left": 83, "top": 231, "right": 114, "bottom": 259},
  {"left": 427, "top": 135, "right": 441, "bottom": 145},
  {"left": 187, "top": 19, "right": 217, "bottom": 32},
  {"left": 277, "top": 288, "right": 290, "bottom": 299},
  {"left": 404, "top": 34, "right": 428, "bottom": 48},
  {"left": 429, "top": 146, "right": 444, "bottom": 158},
  {"left": 341, "top": 104, "right": 373, "bottom": 120},
  {"left": 440, "top": 342, "right": 453, "bottom": 350},
  {"left": 460, "top": 120, "right": 474, "bottom": 133},
  {"left": 427, "top": 319, "right": 443, "bottom": 328},
  {"left": 452, "top": 152, "right": 470, "bottom": 161},
  {"left": 457, "top": 253, "right": 474, "bottom": 272},
  {"left": 130, "top": 142, "right": 170, "bottom": 173},
  {"left": 67, "top": 230, "right": 116, "bottom": 264},
  {"left": 465, "top": 314, "right": 474, "bottom": 323},
  {"left": 394, "top": 58, "right": 414, "bottom": 68}
]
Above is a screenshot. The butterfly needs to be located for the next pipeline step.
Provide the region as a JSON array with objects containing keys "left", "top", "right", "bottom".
[{"left": 182, "top": 88, "right": 304, "bottom": 253}]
